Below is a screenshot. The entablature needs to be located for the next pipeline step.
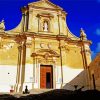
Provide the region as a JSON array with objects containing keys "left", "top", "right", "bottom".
[{"left": 0, "top": 32, "right": 92, "bottom": 47}]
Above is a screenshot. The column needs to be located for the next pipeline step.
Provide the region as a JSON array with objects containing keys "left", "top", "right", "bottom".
[
  {"left": 81, "top": 42, "right": 90, "bottom": 89},
  {"left": 37, "top": 15, "right": 40, "bottom": 32},
  {"left": 32, "top": 56, "right": 35, "bottom": 89},
  {"left": 26, "top": 11, "right": 29, "bottom": 31},
  {"left": 14, "top": 45, "right": 22, "bottom": 92},
  {"left": 21, "top": 13, "right": 25, "bottom": 32},
  {"left": 19, "top": 39, "right": 26, "bottom": 92},
  {"left": 24, "top": 14, "right": 27, "bottom": 32},
  {"left": 36, "top": 58, "right": 38, "bottom": 84},
  {"left": 57, "top": 14, "right": 63, "bottom": 88},
  {"left": 24, "top": 11, "right": 29, "bottom": 32},
  {"left": 53, "top": 59, "right": 56, "bottom": 89}
]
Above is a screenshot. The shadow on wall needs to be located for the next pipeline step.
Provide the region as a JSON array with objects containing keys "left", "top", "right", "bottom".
[{"left": 63, "top": 70, "right": 88, "bottom": 91}]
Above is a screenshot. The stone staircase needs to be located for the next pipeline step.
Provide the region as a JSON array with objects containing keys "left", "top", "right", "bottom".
[
  {"left": 10, "top": 89, "right": 53, "bottom": 98},
  {"left": 29, "top": 89, "right": 53, "bottom": 94}
]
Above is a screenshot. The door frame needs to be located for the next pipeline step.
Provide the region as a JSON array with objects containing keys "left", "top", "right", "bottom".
[{"left": 40, "top": 64, "right": 53, "bottom": 89}]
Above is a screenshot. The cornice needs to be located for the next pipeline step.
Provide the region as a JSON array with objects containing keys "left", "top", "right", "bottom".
[
  {"left": 37, "top": 13, "right": 54, "bottom": 18},
  {"left": 0, "top": 32, "right": 92, "bottom": 46}
]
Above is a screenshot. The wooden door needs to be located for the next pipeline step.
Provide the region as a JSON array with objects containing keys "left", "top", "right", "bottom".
[{"left": 40, "top": 65, "right": 53, "bottom": 88}]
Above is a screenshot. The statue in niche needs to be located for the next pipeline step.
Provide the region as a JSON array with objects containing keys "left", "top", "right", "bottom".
[{"left": 43, "top": 20, "right": 48, "bottom": 31}]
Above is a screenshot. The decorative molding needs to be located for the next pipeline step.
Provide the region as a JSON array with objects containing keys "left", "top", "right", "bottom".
[
  {"left": 40, "top": 43, "right": 45, "bottom": 48},
  {"left": 47, "top": 43, "right": 51, "bottom": 49},
  {"left": 31, "top": 49, "right": 60, "bottom": 58},
  {"left": 37, "top": 13, "right": 54, "bottom": 18}
]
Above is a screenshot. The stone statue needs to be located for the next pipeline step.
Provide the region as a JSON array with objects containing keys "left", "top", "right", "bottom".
[
  {"left": 0, "top": 19, "right": 5, "bottom": 31},
  {"left": 80, "top": 28, "right": 87, "bottom": 40},
  {"left": 43, "top": 21, "right": 48, "bottom": 31}
]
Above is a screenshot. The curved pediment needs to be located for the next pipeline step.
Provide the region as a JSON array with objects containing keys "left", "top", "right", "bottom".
[{"left": 31, "top": 49, "right": 59, "bottom": 58}]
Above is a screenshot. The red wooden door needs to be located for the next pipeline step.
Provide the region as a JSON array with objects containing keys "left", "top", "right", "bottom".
[{"left": 40, "top": 65, "right": 53, "bottom": 88}]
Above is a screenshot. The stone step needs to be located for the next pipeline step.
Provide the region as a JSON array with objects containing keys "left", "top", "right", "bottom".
[
  {"left": 0, "top": 89, "right": 54, "bottom": 98},
  {"left": 29, "top": 89, "right": 53, "bottom": 94}
]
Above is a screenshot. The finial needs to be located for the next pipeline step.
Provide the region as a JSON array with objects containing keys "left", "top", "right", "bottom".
[
  {"left": 0, "top": 19, "right": 5, "bottom": 32},
  {"left": 80, "top": 28, "right": 87, "bottom": 40}
]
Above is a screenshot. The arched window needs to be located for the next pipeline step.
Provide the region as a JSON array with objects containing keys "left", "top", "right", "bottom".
[{"left": 43, "top": 20, "right": 49, "bottom": 31}]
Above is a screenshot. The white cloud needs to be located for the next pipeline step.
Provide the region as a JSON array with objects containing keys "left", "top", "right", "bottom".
[
  {"left": 96, "top": 42, "right": 100, "bottom": 52},
  {"left": 97, "top": 0, "right": 100, "bottom": 3},
  {"left": 91, "top": 51, "right": 96, "bottom": 60},
  {"left": 91, "top": 42, "right": 100, "bottom": 60},
  {"left": 95, "top": 28, "right": 100, "bottom": 36}
]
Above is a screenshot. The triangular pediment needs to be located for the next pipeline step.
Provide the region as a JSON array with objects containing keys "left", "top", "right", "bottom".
[{"left": 28, "top": 0, "right": 62, "bottom": 10}]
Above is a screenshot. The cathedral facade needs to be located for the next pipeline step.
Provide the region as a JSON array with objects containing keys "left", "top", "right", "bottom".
[{"left": 0, "top": 0, "right": 91, "bottom": 92}]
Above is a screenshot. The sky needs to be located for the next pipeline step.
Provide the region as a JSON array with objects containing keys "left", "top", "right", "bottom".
[{"left": 0, "top": 0, "right": 100, "bottom": 60}]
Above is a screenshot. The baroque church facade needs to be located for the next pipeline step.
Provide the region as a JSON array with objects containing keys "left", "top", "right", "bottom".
[{"left": 0, "top": 0, "right": 92, "bottom": 92}]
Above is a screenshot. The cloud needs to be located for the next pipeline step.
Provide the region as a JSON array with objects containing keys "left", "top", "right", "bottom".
[
  {"left": 95, "top": 28, "right": 100, "bottom": 36},
  {"left": 91, "top": 42, "right": 100, "bottom": 60},
  {"left": 91, "top": 51, "right": 96, "bottom": 60},
  {"left": 97, "top": 0, "right": 100, "bottom": 3},
  {"left": 96, "top": 42, "right": 100, "bottom": 52}
]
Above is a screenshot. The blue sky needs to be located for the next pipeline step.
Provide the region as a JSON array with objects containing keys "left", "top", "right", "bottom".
[{"left": 0, "top": 0, "right": 100, "bottom": 60}]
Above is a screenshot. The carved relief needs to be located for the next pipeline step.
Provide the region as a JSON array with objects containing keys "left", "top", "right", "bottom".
[
  {"left": 47, "top": 43, "right": 51, "bottom": 49},
  {"left": 40, "top": 43, "right": 45, "bottom": 48},
  {"left": 43, "top": 52, "right": 49, "bottom": 60}
]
